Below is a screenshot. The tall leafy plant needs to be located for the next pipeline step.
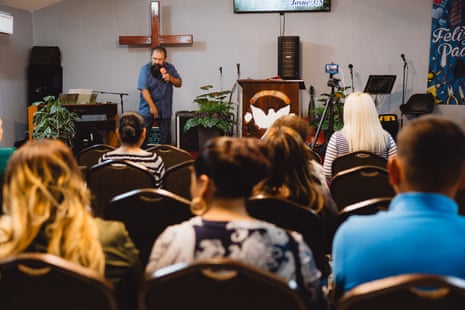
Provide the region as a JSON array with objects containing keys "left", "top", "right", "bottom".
[
  {"left": 32, "top": 96, "right": 79, "bottom": 147},
  {"left": 184, "top": 85, "right": 236, "bottom": 134}
]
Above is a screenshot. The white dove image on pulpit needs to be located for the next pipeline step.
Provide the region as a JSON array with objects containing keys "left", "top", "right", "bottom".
[{"left": 248, "top": 104, "right": 291, "bottom": 129}]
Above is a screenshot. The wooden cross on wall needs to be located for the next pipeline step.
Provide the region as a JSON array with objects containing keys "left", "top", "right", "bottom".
[{"left": 119, "top": 1, "right": 193, "bottom": 47}]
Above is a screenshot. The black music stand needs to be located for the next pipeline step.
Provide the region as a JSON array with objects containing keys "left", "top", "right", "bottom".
[{"left": 364, "top": 75, "right": 396, "bottom": 107}]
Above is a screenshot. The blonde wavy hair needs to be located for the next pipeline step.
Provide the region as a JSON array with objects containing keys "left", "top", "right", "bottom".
[
  {"left": 0, "top": 139, "right": 105, "bottom": 274},
  {"left": 342, "top": 92, "right": 387, "bottom": 152}
]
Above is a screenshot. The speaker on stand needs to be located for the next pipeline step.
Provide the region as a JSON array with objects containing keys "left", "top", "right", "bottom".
[
  {"left": 27, "top": 46, "right": 62, "bottom": 105},
  {"left": 278, "top": 36, "right": 300, "bottom": 80}
]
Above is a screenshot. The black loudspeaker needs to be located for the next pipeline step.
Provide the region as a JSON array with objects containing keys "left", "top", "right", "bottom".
[
  {"left": 176, "top": 111, "right": 199, "bottom": 151},
  {"left": 27, "top": 64, "right": 63, "bottom": 105},
  {"left": 278, "top": 36, "right": 300, "bottom": 80},
  {"left": 28, "top": 46, "right": 62, "bottom": 105},
  {"left": 379, "top": 114, "right": 399, "bottom": 141},
  {"left": 30, "top": 46, "right": 61, "bottom": 66}
]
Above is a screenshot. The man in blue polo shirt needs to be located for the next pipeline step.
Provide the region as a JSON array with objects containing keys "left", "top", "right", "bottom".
[
  {"left": 137, "top": 46, "right": 182, "bottom": 146},
  {"left": 332, "top": 115, "right": 465, "bottom": 298}
]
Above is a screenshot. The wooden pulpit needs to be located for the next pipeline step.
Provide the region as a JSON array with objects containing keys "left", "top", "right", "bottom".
[{"left": 238, "top": 79, "right": 304, "bottom": 138}]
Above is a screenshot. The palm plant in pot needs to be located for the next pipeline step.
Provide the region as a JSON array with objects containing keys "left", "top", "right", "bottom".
[
  {"left": 184, "top": 85, "right": 236, "bottom": 148},
  {"left": 32, "top": 95, "right": 79, "bottom": 147}
]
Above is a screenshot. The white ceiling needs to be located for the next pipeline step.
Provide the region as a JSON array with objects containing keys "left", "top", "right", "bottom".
[{"left": 0, "top": 0, "right": 62, "bottom": 12}]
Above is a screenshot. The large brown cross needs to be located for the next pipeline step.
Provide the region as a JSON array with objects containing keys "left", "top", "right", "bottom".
[{"left": 119, "top": 1, "right": 193, "bottom": 47}]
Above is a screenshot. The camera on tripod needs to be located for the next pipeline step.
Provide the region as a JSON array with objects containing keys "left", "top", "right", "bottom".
[{"left": 325, "top": 63, "right": 341, "bottom": 88}]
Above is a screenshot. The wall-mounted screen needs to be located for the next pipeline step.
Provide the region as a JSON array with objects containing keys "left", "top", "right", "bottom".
[{"left": 233, "top": 0, "right": 330, "bottom": 13}]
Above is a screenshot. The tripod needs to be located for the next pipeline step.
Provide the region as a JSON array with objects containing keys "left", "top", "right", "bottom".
[{"left": 310, "top": 74, "right": 343, "bottom": 153}]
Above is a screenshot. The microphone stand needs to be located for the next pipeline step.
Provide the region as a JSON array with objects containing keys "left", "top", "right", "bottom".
[
  {"left": 93, "top": 90, "right": 129, "bottom": 113},
  {"left": 235, "top": 63, "right": 241, "bottom": 136},
  {"left": 401, "top": 58, "right": 408, "bottom": 127}
]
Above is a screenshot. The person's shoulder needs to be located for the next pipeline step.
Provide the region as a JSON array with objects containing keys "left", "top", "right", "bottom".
[{"left": 95, "top": 218, "right": 127, "bottom": 236}]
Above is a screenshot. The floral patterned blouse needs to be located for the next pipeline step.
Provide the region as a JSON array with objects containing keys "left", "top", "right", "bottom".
[{"left": 145, "top": 216, "right": 323, "bottom": 306}]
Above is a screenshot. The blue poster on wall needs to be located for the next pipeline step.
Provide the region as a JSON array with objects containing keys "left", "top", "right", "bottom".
[{"left": 428, "top": 0, "right": 465, "bottom": 105}]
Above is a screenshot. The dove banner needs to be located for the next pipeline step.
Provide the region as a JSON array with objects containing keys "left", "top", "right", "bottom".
[{"left": 428, "top": 0, "right": 465, "bottom": 105}]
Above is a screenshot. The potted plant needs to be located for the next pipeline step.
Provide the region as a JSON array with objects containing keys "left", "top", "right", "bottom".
[
  {"left": 32, "top": 95, "right": 79, "bottom": 147},
  {"left": 184, "top": 85, "right": 236, "bottom": 147}
]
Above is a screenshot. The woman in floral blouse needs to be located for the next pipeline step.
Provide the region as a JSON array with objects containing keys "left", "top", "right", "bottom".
[{"left": 146, "top": 136, "right": 325, "bottom": 309}]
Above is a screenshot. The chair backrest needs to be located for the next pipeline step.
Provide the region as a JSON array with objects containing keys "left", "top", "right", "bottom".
[
  {"left": 145, "top": 144, "right": 193, "bottom": 169},
  {"left": 246, "top": 195, "right": 330, "bottom": 278},
  {"left": 164, "top": 159, "right": 195, "bottom": 200},
  {"left": 332, "top": 150, "right": 387, "bottom": 177},
  {"left": 330, "top": 165, "right": 395, "bottom": 210},
  {"left": 140, "top": 258, "right": 307, "bottom": 310},
  {"left": 400, "top": 93, "right": 435, "bottom": 115},
  {"left": 337, "top": 197, "right": 392, "bottom": 228},
  {"left": 105, "top": 188, "right": 192, "bottom": 267},
  {"left": 76, "top": 144, "right": 114, "bottom": 170},
  {"left": 0, "top": 252, "right": 117, "bottom": 310},
  {"left": 86, "top": 159, "right": 157, "bottom": 217},
  {"left": 337, "top": 273, "right": 465, "bottom": 310}
]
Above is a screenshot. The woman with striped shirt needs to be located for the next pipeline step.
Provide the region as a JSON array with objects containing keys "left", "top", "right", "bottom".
[
  {"left": 99, "top": 111, "right": 165, "bottom": 188},
  {"left": 323, "top": 92, "right": 397, "bottom": 182}
]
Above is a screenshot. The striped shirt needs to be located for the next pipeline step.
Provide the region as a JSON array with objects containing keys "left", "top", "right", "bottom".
[
  {"left": 99, "top": 149, "right": 166, "bottom": 188},
  {"left": 323, "top": 130, "right": 397, "bottom": 182}
]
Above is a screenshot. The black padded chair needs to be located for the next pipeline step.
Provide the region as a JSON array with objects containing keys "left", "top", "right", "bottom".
[
  {"left": 337, "top": 197, "right": 392, "bottom": 228},
  {"left": 105, "top": 188, "right": 192, "bottom": 267},
  {"left": 0, "top": 252, "right": 117, "bottom": 310},
  {"left": 145, "top": 144, "right": 193, "bottom": 170},
  {"left": 399, "top": 93, "right": 435, "bottom": 127},
  {"left": 76, "top": 143, "right": 114, "bottom": 172},
  {"left": 246, "top": 194, "right": 331, "bottom": 279},
  {"left": 164, "top": 159, "right": 194, "bottom": 200},
  {"left": 337, "top": 273, "right": 465, "bottom": 310},
  {"left": 140, "top": 258, "right": 307, "bottom": 310},
  {"left": 86, "top": 159, "right": 157, "bottom": 217},
  {"left": 330, "top": 165, "right": 395, "bottom": 211},
  {"left": 332, "top": 150, "right": 387, "bottom": 177}
]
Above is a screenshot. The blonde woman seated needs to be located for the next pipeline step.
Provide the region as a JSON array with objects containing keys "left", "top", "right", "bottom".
[
  {"left": 323, "top": 91, "right": 397, "bottom": 182},
  {"left": 255, "top": 125, "right": 338, "bottom": 275},
  {"left": 99, "top": 111, "right": 165, "bottom": 188},
  {"left": 146, "top": 136, "right": 325, "bottom": 309},
  {"left": 0, "top": 139, "right": 141, "bottom": 310}
]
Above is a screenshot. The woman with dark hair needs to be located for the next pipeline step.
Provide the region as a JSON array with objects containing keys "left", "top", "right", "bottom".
[
  {"left": 99, "top": 111, "right": 165, "bottom": 187},
  {"left": 146, "top": 136, "right": 324, "bottom": 308}
]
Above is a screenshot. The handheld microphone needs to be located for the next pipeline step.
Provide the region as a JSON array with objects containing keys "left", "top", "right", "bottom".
[{"left": 348, "top": 64, "right": 353, "bottom": 74}]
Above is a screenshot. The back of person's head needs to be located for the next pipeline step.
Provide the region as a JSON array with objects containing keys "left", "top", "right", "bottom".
[
  {"left": 270, "top": 114, "right": 311, "bottom": 142},
  {"left": 258, "top": 126, "right": 324, "bottom": 210},
  {"left": 194, "top": 136, "right": 270, "bottom": 198},
  {"left": 342, "top": 91, "right": 386, "bottom": 151},
  {"left": 343, "top": 92, "right": 379, "bottom": 125},
  {"left": 118, "top": 112, "right": 145, "bottom": 146},
  {"left": 1, "top": 139, "right": 104, "bottom": 273},
  {"left": 396, "top": 115, "right": 465, "bottom": 192}
]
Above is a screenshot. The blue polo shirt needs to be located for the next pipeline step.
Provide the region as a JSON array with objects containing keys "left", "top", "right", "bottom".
[
  {"left": 333, "top": 192, "right": 465, "bottom": 294},
  {"left": 137, "top": 61, "right": 180, "bottom": 119}
]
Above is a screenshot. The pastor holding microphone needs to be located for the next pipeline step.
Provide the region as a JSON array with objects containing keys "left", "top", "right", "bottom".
[{"left": 137, "top": 46, "right": 182, "bottom": 146}]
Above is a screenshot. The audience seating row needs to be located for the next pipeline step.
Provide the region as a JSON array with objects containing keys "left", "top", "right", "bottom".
[
  {"left": 0, "top": 253, "right": 306, "bottom": 310},
  {"left": 5, "top": 252, "right": 465, "bottom": 309}
]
